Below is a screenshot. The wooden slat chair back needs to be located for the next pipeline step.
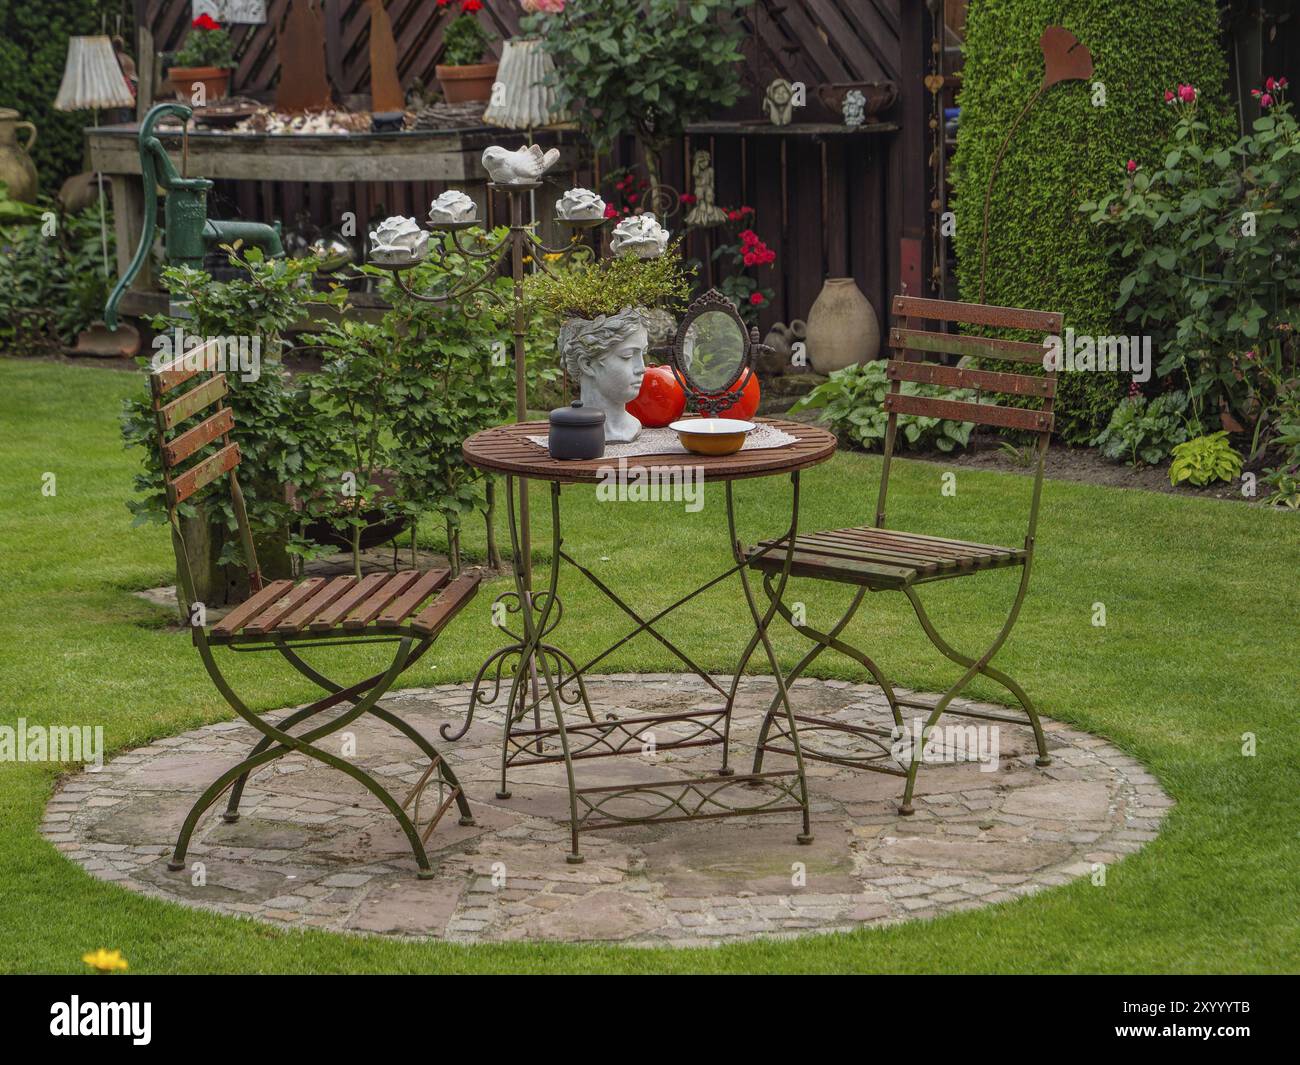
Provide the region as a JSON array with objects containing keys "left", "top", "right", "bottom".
[
  {"left": 876, "top": 295, "right": 1063, "bottom": 539},
  {"left": 746, "top": 295, "right": 1065, "bottom": 815},
  {"left": 150, "top": 341, "right": 262, "bottom": 613},
  {"left": 145, "top": 345, "right": 480, "bottom": 878}
]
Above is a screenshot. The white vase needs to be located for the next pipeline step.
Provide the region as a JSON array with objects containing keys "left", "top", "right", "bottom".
[
  {"left": 805, "top": 277, "right": 879, "bottom": 373},
  {"left": 483, "top": 38, "right": 569, "bottom": 130}
]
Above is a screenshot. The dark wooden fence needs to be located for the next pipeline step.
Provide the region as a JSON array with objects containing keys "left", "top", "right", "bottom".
[{"left": 135, "top": 0, "right": 925, "bottom": 333}]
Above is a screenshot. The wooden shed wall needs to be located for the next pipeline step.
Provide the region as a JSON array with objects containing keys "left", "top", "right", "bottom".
[{"left": 136, "top": 0, "right": 924, "bottom": 334}]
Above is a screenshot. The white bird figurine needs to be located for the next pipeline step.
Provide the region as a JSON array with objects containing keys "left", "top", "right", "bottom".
[{"left": 481, "top": 143, "right": 562, "bottom": 185}]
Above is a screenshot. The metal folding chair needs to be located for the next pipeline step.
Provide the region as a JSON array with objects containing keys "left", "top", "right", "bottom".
[
  {"left": 746, "top": 295, "right": 1062, "bottom": 813},
  {"left": 148, "top": 345, "right": 478, "bottom": 878}
]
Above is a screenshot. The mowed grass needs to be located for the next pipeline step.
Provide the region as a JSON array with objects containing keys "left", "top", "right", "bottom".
[{"left": 0, "top": 358, "right": 1297, "bottom": 973}]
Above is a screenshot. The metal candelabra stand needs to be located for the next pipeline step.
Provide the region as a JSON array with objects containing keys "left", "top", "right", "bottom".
[{"left": 369, "top": 178, "right": 610, "bottom": 741}]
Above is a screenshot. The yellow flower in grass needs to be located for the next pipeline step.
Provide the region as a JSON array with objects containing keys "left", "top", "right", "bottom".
[{"left": 83, "top": 948, "right": 129, "bottom": 972}]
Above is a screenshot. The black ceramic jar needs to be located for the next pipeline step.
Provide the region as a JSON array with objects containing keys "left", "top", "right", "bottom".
[{"left": 548, "top": 401, "right": 605, "bottom": 460}]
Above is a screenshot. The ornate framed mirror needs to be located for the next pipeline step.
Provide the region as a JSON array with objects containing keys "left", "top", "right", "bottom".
[{"left": 669, "top": 289, "right": 766, "bottom": 417}]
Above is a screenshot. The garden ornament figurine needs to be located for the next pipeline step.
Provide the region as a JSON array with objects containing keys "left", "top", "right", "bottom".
[
  {"left": 556, "top": 187, "right": 606, "bottom": 221},
  {"left": 610, "top": 213, "right": 669, "bottom": 258},
  {"left": 684, "top": 149, "right": 728, "bottom": 227},
  {"left": 558, "top": 308, "right": 648, "bottom": 442},
  {"left": 481, "top": 142, "right": 561, "bottom": 184},
  {"left": 369, "top": 215, "right": 429, "bottom": 264},
  {"left": 763, "top": 78, "right": 795, "bottom": 126},
  {"left": 428, "top": 189, "right": 477, "bottom": 224},
  {"left": 843, "top": 89, "right": 867, "bottom": 128}
]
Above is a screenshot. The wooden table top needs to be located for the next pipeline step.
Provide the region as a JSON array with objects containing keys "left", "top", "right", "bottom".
[{"left": 462, "top": 418, "right": 837, "bottom": 485}]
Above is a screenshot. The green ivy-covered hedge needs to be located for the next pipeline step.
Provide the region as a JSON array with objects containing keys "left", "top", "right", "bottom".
[
  {"left": 0, "top": 2, "right": 133, "bottom": 195},
  {"left": 951, "top": 0, "right": 1233, "bottom": 442}
]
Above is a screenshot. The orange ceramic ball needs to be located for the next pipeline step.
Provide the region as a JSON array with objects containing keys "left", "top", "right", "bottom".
[
  {"left": 713, "top": 371, "right": 761, "bottom": 420},
  {"left": 626, "top": 364, "right": 687, "bottom": 427}
]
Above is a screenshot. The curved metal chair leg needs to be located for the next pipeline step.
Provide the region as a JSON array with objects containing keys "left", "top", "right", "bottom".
[
  {"left": 269, "top": 642, "right": 475, "bottom": 826},
  {"left": 222, "top": 638, "right": 433, "bottom": 821},
  {"left": 896, "top": 578, "right": 1031, "bottom": 816},
  {"left": 170, "top": 637, "right": 439, "bottom": 878},
  {"left": 902, "top": 585, "right": 1051, "bottom": 766}
]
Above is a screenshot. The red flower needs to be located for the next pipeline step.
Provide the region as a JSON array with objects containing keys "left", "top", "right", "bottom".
[
  {"left": 739, "top": 228, "right": 759, "bottom": 245},
  {"left": 727, "top": 209, "right": 742, "bottom": 221},
  {"left": 749, "top": 292, "right": 765, "bottom": 306},
  {"left": 740, "top": 205, "right": 754, "bottom": 215},
  {"left": 627, "top": 192, "right": 639, "bottom": 204},
  {"left": 1125, "top": 159, "right": 1137, "bottom": 173},
  {"left": 1164, "top": 89, "right": 1175, "bottom": 103},
  {"left": 743, "top": 251, "right": 758, "bottom": 266},
  {"left": 1178, "top": 83, "right": 1197, "bottom": 103},
  {"left": 602, "top": 204, "right": 618, "bottom": 218},
  {"left": 679, "top": 193, "right": 696, "bottom": 205},
  {"left": 1261, "top": 93, "right": 1274, "bottom": 109},
  {"left": 192, "top": 13, "right": 220, "bottom": 30},
  {"left": 1266, "top": 76, "right": 1277, "bottom": 92},
  {"left": 461, "top": 0, "right": 483, "bottom": 10}
]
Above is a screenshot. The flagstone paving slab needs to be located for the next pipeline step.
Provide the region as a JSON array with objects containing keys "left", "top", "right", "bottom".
[{"left": 45, "top": 675, "right": 1170, "bottom": 946}]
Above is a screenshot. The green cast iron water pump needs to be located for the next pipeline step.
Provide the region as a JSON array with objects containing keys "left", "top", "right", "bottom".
[{"left": 105, "top": 102, "right": 285, "bottom": 329}]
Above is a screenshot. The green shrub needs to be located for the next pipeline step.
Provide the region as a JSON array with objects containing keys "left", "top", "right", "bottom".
[
  {"left": 1168, "top": 431, "right": 1244, "bottom": 486},
  {"left": 440, "top": 7, "right": 494, "bottom": 67},
  {"left": 790, "top": 361, "right": 977, "bottom": 454},
  {"left": 1092, "top": 390, "right": 1189, "bottom": 467},
  {"left": 0, "top": 2, "right": 132, "bottom": 194},
  {"left": 0, "top": 203, "right": 116, "bottom": 354},
  {"left": 951, "top": 0, "right": 1232, "bottom": 442}
]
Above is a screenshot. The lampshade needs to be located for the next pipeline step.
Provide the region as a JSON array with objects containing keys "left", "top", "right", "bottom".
[
  {"left": 53, "top": 36, "right": 134, "bottom": 111},
  {"left": 483, "top": 38, "right": 569, "bottom": 130}
]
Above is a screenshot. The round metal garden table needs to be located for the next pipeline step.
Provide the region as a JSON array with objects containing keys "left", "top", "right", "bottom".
[{"left": 461, "top": 417, "right": 837, "bottom": 862}]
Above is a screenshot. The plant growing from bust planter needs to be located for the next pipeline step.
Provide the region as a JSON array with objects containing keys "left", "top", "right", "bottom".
[
  {"left": 524, "top": 0, "right": 747, "bottom": 196},
  {"left": 436, "top": 0, "right": 499, "bottom": 104},
  {"left": 168, "top": 13, "right": 236, "bottom": 104}
]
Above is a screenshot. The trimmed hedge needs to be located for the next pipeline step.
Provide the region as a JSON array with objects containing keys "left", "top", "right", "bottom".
[
  {"left": 0, "top": 2, "right": 133, "bottom": 196},
  {"left": 951, "top": 0, "right": 1233, "bottom": 442}
]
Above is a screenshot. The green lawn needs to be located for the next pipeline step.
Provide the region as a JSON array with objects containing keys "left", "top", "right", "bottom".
[{"left": 1, "top": 358, "right": 1297, "bottom": 974}]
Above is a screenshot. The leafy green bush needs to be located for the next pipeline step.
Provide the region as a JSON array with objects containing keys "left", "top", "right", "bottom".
[
  {"left": 1168, "top": 431, "right": 1244, "bottom": 486},
  {"left": 951, "top": 0, "right": 1232, "bottom": 442},
  {"left": 440, "top": 4, "right": 494, "bottom": 67},
  {"left": 0, "top": 1, "right": 132, "bottom": 194},
  {"left": 121, "top": 248, "right": 345, "bottom": 567},
  {"left": 0, "top": 203, "right": 116, "bottom": 354},
  {"left": 790, "top": 361, "right": 976, "bottom": 454},
  {"left": 528, "top": 0, "right": 746, "bottom": 186},
  {"left": 171, "top": 15, "right": 235, "bottom": 69},
  {"left": 1083, "top": 83, "right": 1300, "bottom": 432},
  {"left": 1092, "top": 390, "right": 1189, "bottom": 466}
]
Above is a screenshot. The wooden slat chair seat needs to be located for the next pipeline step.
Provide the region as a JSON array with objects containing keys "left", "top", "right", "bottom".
[
  {"left": 146, "top": 344, "right": 477, "bottom": 879},
  {"left": 747, "top": 295, "right": 1063, "bottom": 815}
]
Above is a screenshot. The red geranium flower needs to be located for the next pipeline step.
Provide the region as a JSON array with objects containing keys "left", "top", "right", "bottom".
[
  {"left": 749, "top": 292, "right": 765, "bottom": 306},
  {"left": 192, "top": 13, "right": 220, "bottom": 30},
  {"left": 679, "top": 193, "right": 696, "bottom": 205},
  {"left": 461, "top": 0, "right": 483, "bottom": 10},
  {"left": 602, "top": 204, "right": 618, "bottom": 219}
]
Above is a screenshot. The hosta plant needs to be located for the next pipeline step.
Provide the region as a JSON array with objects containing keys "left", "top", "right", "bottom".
[{"left": 1168, "top": 431, "right": 1244, "bottom": 486}]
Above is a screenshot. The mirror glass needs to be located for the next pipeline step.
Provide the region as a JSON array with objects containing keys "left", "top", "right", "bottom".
[{"left": 681, "top": 310, "right": 746, "bottom": 392}]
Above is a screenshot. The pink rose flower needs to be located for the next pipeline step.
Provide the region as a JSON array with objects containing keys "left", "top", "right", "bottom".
[
  {"left": 1261, "top": 93, "right": 1274, "bottom": 108},
  {"left": 1178, "top": 84, "right": 1197, "bottom": 103},
  {"left": 1126, "top": 159, "right": 1137, "bottom": 173},
  {"left": 1164, "top": 90, "right": 1175, "bottom": 103}
]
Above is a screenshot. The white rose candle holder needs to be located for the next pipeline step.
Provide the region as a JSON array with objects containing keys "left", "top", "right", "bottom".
[
  {"left": 610, "top": 213, "right": 669, "bottom": 258},
  {"left": 368, "top": 215, "right": 429, "bottom": 266}
]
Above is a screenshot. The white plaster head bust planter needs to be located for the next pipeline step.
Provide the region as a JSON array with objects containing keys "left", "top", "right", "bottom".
[
  {"left": 557, "top": 308, "right": 648, "bottom": 442},
  {"left": 428, "top": 189, "right": 477, "bottom": 225},
  {"left": 369, "top": 215, "right": 428, "bottom": 264},
  {"left": 610, "top": 213, "right": 669, "bottom": 259},
  {"left": 481, "top": 143, "right": 561, "bottom": 184},
  {"left": 556, "top": 187, "right": 606, "bottom": 221}
]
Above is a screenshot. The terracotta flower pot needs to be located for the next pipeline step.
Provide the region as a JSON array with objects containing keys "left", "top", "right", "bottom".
[
  {"left": 436, "top": 62, "right": 499, "bottom": 105},
  {"left": 169, "top": 66, "right": 231, "bottom": 104}
]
